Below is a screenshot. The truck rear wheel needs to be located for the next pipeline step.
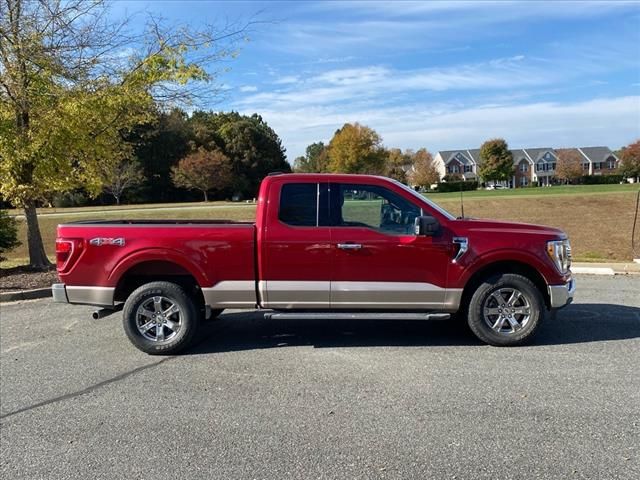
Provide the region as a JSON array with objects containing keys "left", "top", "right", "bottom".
[
  {"left": 123, "top": 281, "right": 200, "bottom": 355},
  {"left": 467, "top": 273, "right": 544, "bottom": 346}
]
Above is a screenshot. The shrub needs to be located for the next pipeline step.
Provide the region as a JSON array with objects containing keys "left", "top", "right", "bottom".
[
  {"left": 0, "top": 210, "right": 20, "bottom": 262},
  {"left": 436, "top": 181, "right": 479, "bottom": 193},
  {"left": 581, "top": 174, "right": 624, "bottom": 185},
  {"left": 52, "top": 190, "right": 89, "bottom": 208}
]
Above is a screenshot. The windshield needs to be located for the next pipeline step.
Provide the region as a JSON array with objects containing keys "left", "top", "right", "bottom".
[{"left": 390, "top": 179, "right": 456, "bottom": 221}]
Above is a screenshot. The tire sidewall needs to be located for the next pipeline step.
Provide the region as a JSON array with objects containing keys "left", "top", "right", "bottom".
[
  {"left": 123, "top": 282, "right": 199, "bottom": 355},
  {"left": 468, "top": 273, "right": 545, "bottom": 346}
]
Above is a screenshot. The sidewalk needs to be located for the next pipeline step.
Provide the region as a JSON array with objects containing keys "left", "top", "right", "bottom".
[{"left": 572, "top": 261, "right": 640, "bottom": 275}]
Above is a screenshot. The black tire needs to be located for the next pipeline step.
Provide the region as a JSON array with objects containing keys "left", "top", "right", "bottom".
[
  {"left": 123, "top": 281, "right": 200, "bottom": 355},
  {"left": 467, "top": 273, "right": 545, "bottom": 346}
]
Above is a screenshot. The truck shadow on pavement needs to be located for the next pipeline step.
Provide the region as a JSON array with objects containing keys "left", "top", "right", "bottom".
[{"left": 187, "top": 303, "right": 640, "bottom": 354}]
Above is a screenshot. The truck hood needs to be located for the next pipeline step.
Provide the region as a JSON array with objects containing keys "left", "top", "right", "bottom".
[{"left": 452, "top": 218, "right": 566, "bottom": 238}]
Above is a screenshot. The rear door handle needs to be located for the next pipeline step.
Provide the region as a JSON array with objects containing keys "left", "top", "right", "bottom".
[{"left": 337, "top": 243, "right": 363, "bottom": 250}]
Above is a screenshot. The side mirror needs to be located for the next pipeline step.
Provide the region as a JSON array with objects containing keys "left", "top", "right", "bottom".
[{"left": 414, "top": 215, "right": 439, "bottom": 236}]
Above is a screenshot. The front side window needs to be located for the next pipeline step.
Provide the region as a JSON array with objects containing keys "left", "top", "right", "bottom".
[{"left": 330, "top": 184, "right": 421, "bottom": 235}]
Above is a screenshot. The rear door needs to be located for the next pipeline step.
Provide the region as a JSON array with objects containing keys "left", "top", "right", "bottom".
[
  {"left": 329, "top": 181, "right": 452, "bottom": 309},
  {"left": 260, "top": 180, "right": 332, "bottom": 309}
]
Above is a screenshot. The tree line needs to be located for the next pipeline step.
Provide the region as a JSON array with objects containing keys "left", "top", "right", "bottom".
[
  {"left": 292, "top": 122, "right": 440, "bottom": 188},
  {"left": 295, "top": 125, "right": 640, "bottom": 187}
]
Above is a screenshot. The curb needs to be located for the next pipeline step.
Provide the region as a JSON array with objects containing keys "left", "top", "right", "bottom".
[
  {"left": 571, "top": 267, "right": 616, "bottom": 276},
  {"left": 0, "top": 288, "right": 51, "bottom": 303}
]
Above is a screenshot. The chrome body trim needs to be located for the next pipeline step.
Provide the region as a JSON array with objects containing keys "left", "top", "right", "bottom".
[
  {"left": 452, "top": 237, "right": 469, "bottom": 263},
  {"left": 51, "top": 283, "right": 69, "bottom": 303},
  {"left": 66, "top": 286, "right": 115, "bottom": 307},
  {"left": 548, "top": 277, "right": 576, "bottom": 309},
  {"left": 201, "top": 281, "right": 257, "bottom": 308},
  {"left": 265, "top": 312, "right": 451, "bottom": 321}
]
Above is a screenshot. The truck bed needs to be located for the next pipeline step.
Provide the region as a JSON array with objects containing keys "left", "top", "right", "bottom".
[{"left": 56, "top": 220, "right": 257, "bottom": 306}]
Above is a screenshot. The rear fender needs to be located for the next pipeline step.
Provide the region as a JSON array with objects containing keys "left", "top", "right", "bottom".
[{"left": 108, "top": 248, "right": 211, "bottom": 288}]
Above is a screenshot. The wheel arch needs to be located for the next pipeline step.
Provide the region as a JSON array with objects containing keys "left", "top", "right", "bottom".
[
  {"left": 113, "top": 259, "right": 205, "bottom": 307},
  {"left": 460, "top": 260, "right": 550, "bottom": 312}
]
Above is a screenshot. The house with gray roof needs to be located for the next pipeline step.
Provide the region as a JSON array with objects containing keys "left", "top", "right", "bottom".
[{"left": 433, "top": 145, "right": 620, "bottom": 187}]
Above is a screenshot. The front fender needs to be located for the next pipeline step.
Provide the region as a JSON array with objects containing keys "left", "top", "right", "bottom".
[{"left": 454, "top": 247, "right": 560, "bottom": 287}]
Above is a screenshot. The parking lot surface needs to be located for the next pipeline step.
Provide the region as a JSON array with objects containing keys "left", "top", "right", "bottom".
[{"left": 1, "top": 275, "right": 639, "bottom": 479}]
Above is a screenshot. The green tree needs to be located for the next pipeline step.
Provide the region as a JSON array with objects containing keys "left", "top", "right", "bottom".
[
  {"left": 171, "top": 148, "right": 233, "bottom": 201},
  {"left": 0, "top": 0, "right": 248, "bottom": 267},
  {"left": 478, "top": 138, "right": 514, "bottom": 184},
  {"left": 620, "top": 139, "right": 640, "bottom": 181},
  {"left": 131, "top": 109, "right": 193, "bottom": 203},
  {"left": 407, "top": 148, "right": 439, "bottom": 188},
  {"left": 293, "top": 142, "right": 328, "bottom": 173},
  {"left": 188, "top": 111, "right": 290, "bottom": 198},
  {"left": 327, "top": 123, "right": 386, "bottom": 174},
  {"left": 0, "top": 209, "right": 20, "bottom": 262}
]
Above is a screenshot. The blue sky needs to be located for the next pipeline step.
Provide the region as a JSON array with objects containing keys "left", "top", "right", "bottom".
[{"left": 114, "top": 0, "right": 640, "bottom": 160}]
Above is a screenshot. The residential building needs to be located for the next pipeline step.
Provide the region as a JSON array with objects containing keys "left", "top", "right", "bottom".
[{"left": 433, "top": 146, "right": 620, "bottom": 187}]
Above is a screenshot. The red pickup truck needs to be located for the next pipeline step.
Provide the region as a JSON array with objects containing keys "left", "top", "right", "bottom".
[{"left": 52, "top": 173, "right": 574, "bottom": 354}]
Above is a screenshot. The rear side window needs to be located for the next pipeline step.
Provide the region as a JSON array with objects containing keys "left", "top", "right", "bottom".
[{"left": 279, "top": 183, "right": 318, "bottom": 226}]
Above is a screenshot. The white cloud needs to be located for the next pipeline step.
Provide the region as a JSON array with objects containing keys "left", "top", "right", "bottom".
[
  {"left": 236, "top": 96, "right": 640, "bottom": 159},
  {"left": 235, "top": 57, "right": 555, "bottom": 110},
  {"left": 273, "top": 75, "right": 300, "bottom": 85},
  {"left": 239, "top": 85, "right": 258, "bottom": 92}
]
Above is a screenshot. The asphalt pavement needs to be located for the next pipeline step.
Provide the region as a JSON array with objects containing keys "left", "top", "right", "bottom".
[{"left": 1, "top": 275, "right": 639, "bottom": 479}]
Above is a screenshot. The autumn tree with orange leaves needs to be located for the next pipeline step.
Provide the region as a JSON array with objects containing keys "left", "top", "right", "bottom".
[
  {"left": 171, "top": 149, "right": 232, "bottom": 201},
  {"left": 620, "top": 140, "right": 640, "bottom": 182},
  {"left": 555, "top": 149, "right": 584, "bottom": 184}
]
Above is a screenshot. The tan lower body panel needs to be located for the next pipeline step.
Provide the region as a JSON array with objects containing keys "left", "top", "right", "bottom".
[
  {"left": 257, "top": 280, "right": 461, "bottom": 311},
  {"left": 66, "top": 286, "right": 115, "bottom": 306},
  {"left": 331, "top": 281, "right": 461, "bottom": 310},
  {"left": 201, "top": 281, "right": 257, "bottom": 308},
  {"left": 202, "top": 280, "right": 462, "bottom": 311},
  {"left": 259, "top": 280, "right": 330, "bottom": 309}
]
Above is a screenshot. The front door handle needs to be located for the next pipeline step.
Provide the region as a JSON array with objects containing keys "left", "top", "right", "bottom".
[{"left": 337, "top": 243, "right": 363, "bottom": 250}]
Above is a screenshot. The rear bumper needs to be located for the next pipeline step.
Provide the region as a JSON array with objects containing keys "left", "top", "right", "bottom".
[
  {"left": 51, "top": 283, "right": 68, "bottom": 303},
  {"left": 548, "top": 277, "right": 576, "bottom": 309},
  {"left": 51, "top": 283, "right": 114, "bottom": 307}
]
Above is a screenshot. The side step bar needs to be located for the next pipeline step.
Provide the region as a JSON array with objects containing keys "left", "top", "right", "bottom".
[{"left": 263, "top": 312, "right": 451, "bottom": 321}]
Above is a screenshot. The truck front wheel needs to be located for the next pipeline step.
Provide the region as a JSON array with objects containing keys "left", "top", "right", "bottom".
[
  {"left": 123, "top": 281, "right": 200, "bottom": 355},
  {"left": 467, "top": 273, "right": 545, "bottom": 346}
]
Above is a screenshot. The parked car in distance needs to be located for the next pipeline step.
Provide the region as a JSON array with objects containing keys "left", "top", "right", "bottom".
[
  {"left": 485, "top": 184, "right": 509, "bottom": 190},
  {"left": 53, "top": 173, "right": 574, "bottom": 354}
]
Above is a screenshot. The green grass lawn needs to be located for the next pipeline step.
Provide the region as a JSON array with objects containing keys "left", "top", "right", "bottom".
[
  {"left": 3, "top": 183, "right": 639, "bottom": 266},
  {"left": 425, "top": 183, "right": 639, "bottom": 200}
]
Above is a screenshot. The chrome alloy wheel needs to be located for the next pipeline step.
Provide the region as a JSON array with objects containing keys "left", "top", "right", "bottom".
[
  {"left": 482, "top": 287, "right": 532, "bottom": 335},
  {"left": 135, "top": 296, "right": 181, "bottom": 342}
]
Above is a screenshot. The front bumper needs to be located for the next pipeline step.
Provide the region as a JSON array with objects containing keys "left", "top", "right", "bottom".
[
  {"left": 548, "top": 276, "right": 576, "bottom": 309},
  {"left": 51, "top": 283, "right": 114, "bottom": 307}
]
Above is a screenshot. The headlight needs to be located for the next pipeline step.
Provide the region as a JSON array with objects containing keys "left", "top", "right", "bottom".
[{"left": 547, "top": 239, "right": 572, "bottom": 273}]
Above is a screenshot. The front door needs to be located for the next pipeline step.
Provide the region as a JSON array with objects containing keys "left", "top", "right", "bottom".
[
  {"left": 260, "top": 181, "right": 332, "bottom": 309},
  {"left": 329, "top": 182, "right": 452, "bottom": 309}
]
